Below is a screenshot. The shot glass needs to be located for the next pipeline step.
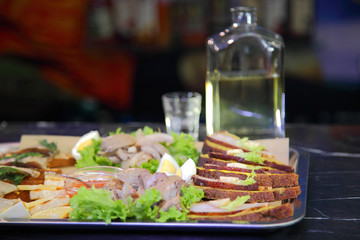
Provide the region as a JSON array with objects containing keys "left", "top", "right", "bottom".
[{"left": 162, "top": 92, "right": 202, "bottom": 140}]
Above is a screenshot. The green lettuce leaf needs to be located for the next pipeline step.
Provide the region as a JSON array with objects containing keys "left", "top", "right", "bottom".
[
  {"left": 39, "top": 139, "right": 59, "bottom": 156},
  {"left": 167, "top": 132, "right": 199, "bottom": 166},
  {"left": 14, "top": 152, "right": 45, "bottom": 166},
  {"left": 0, "top": 167, "right": 29, "bottom": 185},
  {"left": 221, "top": 195, "right": 251, "bottom": 211},
  {"left": 232, "top": 169, "right": 257, "bottom": 186},
  {"left": 69, "top": 186, "right": 128, "bottom": 224},
  {"left": 130, "top": 126, "right": 156, "bottom": 137},
  {"left": 181, "top": 185, "right": 204, "bottom": 210},
  {"left": 126, "top": 188, "right": 162, "bottom": 221},
  {"left": 68, "top": 185, "right": 204, "bottom": 224},
  {"left": 237, "top": 137, "right": 266, "bottom": 152},
  {"left": 235, "top": 151, "right": 263, "bottom": 164},
  {"left": 139, "top": 159, "right": 159, "bottom": 174},
  {"left": 75, "top": 139, "right": 113, "bottom": 168},
  {"left": 108, "top": 127, "right": 124, "bottom": 136},
  {"left": 158, "top": 206, "right": 185, "bottom": 222}
]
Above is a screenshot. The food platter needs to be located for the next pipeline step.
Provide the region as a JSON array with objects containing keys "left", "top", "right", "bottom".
[{"left": 0, "top": 142, "right": 308, "bottom": 232}]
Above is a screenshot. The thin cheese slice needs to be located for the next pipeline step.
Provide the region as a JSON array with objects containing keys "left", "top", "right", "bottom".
[
  {"left": 17, "top": 185, "right": 57, "bottom": 191},
  {"left": 44, "top": 175, "right": 65, "bottom": 188},
  {"left": 31, "top": 206, "right": 71, "bottom": 219},
  {"left": 29, "top": 196, "right": 70, "bottom": 215},
  {"left": 25, "top": 196, "right": 54, "bottom": 209},
  {"left": 30, "top": 189, "right": 67, "bottom": 200}
]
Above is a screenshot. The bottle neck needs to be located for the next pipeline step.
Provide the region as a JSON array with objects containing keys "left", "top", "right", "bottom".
[{"left": 231, "top": 7, "right": 257, "bottom": 25}]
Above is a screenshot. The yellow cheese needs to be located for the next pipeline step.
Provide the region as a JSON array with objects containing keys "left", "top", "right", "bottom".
[
  {"left": 25, "top": 196, "right": 53, "bottom": 209},
  {"left": 17, "top": 185, "right": 57, "bottom": 191}
]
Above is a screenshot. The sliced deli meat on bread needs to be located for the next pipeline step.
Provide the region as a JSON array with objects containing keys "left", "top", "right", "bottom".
[
  {"left": 196, "top": 167, "right": 299, "bottom": 188},
  {"left": 202, "top": 136, "right": 238, "bottom": 154},
  {"left": 192, "top": 175, "right": 260, "bottom": 191},
  {"left": 188, "top": 203, "right": 294, "bottom": 222},
  {"left": 0, "top": 181, "right": 17, "bottom": 197},
  {"left": 197, "top": 185, "right": 301, "bottom": 202},
  {"left": 202, "top": 131, "right": 272, "bottom": 155},
  {"left": 210, "top": 152, "right": 294, "bottom": 173},
  {"left": 198, "top": 153, "right": 294, "bottom": 173},
  {"left": 202, "top": 163, "right": 287, "bottom": 174},
  {"left": 0, "top": 146, "right": 75, "bottom": 169}
]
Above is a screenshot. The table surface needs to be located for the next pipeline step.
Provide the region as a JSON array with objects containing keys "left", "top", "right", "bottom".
[{"left": 0, "top": 121, "right": 359, "bottom": 240}]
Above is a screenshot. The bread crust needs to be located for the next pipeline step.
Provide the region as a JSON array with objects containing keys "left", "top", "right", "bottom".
[
  {"left": 188, "top": 203, "right": 294, "bottom": 222},
  {"left": 196, "top": 167, "right": 299, "bottom": 188},
  {"left": 197, "top": 185, "right": 301, "bottom": 202}
]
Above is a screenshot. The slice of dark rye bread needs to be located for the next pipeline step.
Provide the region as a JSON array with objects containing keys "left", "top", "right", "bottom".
[
  {"left": 192, "top": 175, "right": 260, "bottom": 191},
  {"left": 195, "top": 185, "right": 301, "bottom": 202},
  {"left": 202, "top": 137, "right": 238, "bottom": 154},
  {"left": 201, "top": 131, "right": 274, "bottom": 155},
  {"left": 202, "top": 163, "right": 287, "bottom": 174},
  {"left": 188, "top": 203, "right": 294, "bottom": 222},
  {"left": 198, "top": 153, "right": 294, "bottom": 173},
  {"left": 196, "top": 167, "right": 299, "bottom": 188}
]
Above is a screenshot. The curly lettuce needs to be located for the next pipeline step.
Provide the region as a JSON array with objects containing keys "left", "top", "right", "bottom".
[
  {"left": 139, "top": 159, "right": 159, "bottom": 174},
  {"left": 167, "top": 132, "right": 199, "bottom": 166},
  {"left": 75, "top": 139, "right": 114, "bottom": 168},
  {"left": 235, "top": 151, "right": 263, "bottom": 164},
  {"left": 69, "top": 185, "right": 204, "bottom": 224},
  {"left": 237, "top": 137, "right": 266, "bottom": 152},
  {"left": 221, "top": 195, "right": 251, "bottom": 211},
  {"left": 0, "top": 167, "right": 29, "bottom": 185}
]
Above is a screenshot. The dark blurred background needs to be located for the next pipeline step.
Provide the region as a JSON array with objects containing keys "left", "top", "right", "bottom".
[{"left": 0, "top": 0, "right": 359, "bottom": 124}]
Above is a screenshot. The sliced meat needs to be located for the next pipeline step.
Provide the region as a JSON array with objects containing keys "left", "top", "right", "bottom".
[
  {"left": 15, "top": 148, "right": 51, "bottom": 157},
  {"left": 159, "top": 195, "right": 182, "bottom": 212},
  {"left": 209, "top": 131, "right": 239, "bottom": 148},
  {"left": 117, "top": 168, "right": 152, "bottom": 191},
  {"left": 142, "top": 172, "right": 168, "bottom": 189},
  {"left": 121, "top": 152, "right": 150, "bottom": 169},
  {"left": 100, "top": 134, "right": 136, "bottom": 153},
  {"left": 103, "top": 178, "right": 125, "bottom": 199},
  {"left": 3, "top": 166, "right": 41, "bottom": 178},
  {"left": 114, "top": 148, "right": 135, "bottom": 161},
  {"left": 209, "top": 152, "right": 294, "bottom": 173},
  {"left": 202, "top": 164, "right": 266, "bottom": 174},
  {"left": 136, "top": 133, "right": 174, "bottom": 146},
  {"left": 140, "top": 145, "right": 161, "bottom": 160},
  {"left": 0, "top": 158, "right": 16, "bottom": 165},
  {"left": 135, "top": 154, "right": 153, "bottom": 168},
  {"left": 134, "top": 128, "right": 144, "bottom": 139},
  {"left": 107, "top": 155, "right": 121, "bottom": 164},
  {"left": 151, "top": 143, "right": 169, "bottom": 156},
  {"left": 189, "top": 200, "right": 269, "bottom": 213},
  {"left": 151, "top": 175, "right": 186, "bottom": 201},
  {"left": 103, "top": 178, "right": 140, "bottom": 201},
  {"left": 0, "top": 181, "right": 17, "bottom": 197},
  {"left": 120, "top": 182, "right": 140, "bottom": 201},
  {"left": 0, "top": 198, "right": 19, "bottom": 212},
  {"left": 18, "top": 156, "right": 48, "bottom": 169}
]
